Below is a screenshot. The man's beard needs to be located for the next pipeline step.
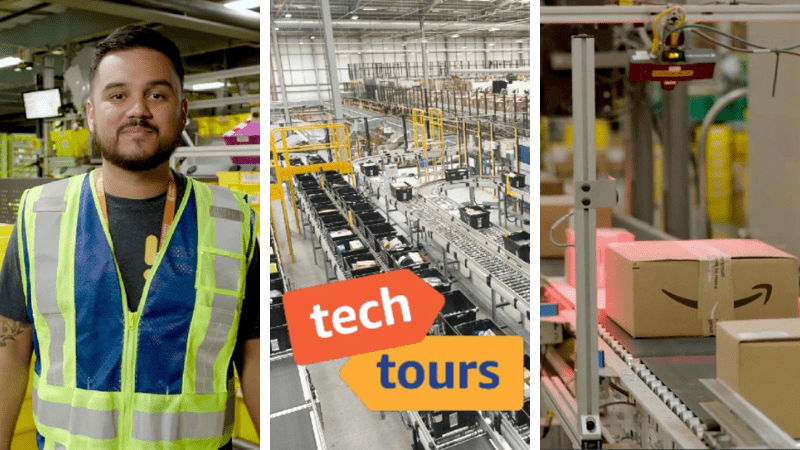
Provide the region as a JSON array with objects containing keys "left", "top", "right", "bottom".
[{"left": 94, "top": 119, "right": 182, "bottom": 172}]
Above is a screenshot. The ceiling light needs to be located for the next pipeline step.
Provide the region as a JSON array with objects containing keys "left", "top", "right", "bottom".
[
  {"left": 351, "top": 15, "right": 359, "bottom": 19},
  {"left": 462, "top": 46, "right": 467, "bottom": 49},
  {"left": 489, "top": 27, "right": 499, "bottom": 32},
  {"left": 224, "top": 0, "right": 259, "bottom": 9},
  {"left": 0, "top": 56, "right": 21, "bottom": 69},
  {"left": 192, "top": 82, "right": 225, "bottom": 90},
  {"left": 25, "top": 65, "right": 32, "bottom": 71},
  {"left": 516, "top": 39, "right": 524, "bottom": 43},
  {"left": 421, "top": 39, "right": 427, "bottom": 43},
  {"left": 452, "top": 34, "right": 459, "bottom": 38},
  {"left": 310, "top": 36, "right": 315, "bottom": 39},
  {"left": 488, "top": 43, "right": 495, "bottom": 46},
  {"left": 363, "top": 7, "right": 378, "bottom": 10},
  {"left": 285, "top": 13, "right": 292, "bottom": 18},
  {"left": 296, "top": 5, "right": 306, "bottom": 8}
]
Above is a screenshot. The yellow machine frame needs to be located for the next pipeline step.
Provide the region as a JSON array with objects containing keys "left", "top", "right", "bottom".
[{"left": 270, "top": 122, "right": 353, "bottom": 262}]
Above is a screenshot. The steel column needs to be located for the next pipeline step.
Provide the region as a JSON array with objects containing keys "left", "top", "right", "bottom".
[
  {"left": 271, "top": 26, "right": 292, "bottom": 125},
  {"left": 662, "top": 82, "right": 691, "bottom": 239},
  {"left": 626, "top": 80, "right": 654, "bottom": 224},
  {"left": 321, "top": 0, "right": 344, "bottom": 120},
  {"left": 571, "top": 35, "right": 601, "bottom": 447}
]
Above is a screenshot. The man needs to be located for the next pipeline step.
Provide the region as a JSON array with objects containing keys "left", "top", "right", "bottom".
[{"left": 0, "top": 25, "right": 259, "bottom": 450}]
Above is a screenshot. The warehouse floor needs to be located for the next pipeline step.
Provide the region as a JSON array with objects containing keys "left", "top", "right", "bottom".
[{"left": 272, "top": 197, "right": 415, "bottom": 450}]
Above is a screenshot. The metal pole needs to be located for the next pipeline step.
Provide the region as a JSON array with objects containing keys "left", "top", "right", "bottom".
[
  {"left": 571, "top": 34, "right": 601, "bottom": 448},
  {"left": 662, "top": 81, "right": 691, "bottom": 239},
  {"left": 364, "top": 117, "right": 372, "bottom": 155},
  {"left": 309, "top": 39, "right": 324, "bottom": 104},
  {"left": 271, "top": 25, "right": 292, "bottom": 124},
  {"left": 402, "top": 114, "right": 409, "bottom": 150},
  {"left": 320, "top": 0, "right": 343, "bottom": 120},
  {"left": 420, "top": 16, "right": 430, "bottom": 96},
  {"left": 477, "top": 120, "right": 482, "bottom": 176},
  {"left": 624, "top": 80, "right": 654, "bottom": 224}
]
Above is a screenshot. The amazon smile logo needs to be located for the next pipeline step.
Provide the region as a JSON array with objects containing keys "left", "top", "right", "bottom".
[{"left": 662, "top": 284, "right": 772, "bottom": 309}]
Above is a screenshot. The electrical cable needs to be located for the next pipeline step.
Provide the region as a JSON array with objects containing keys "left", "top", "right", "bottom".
[
  {"left": 549, "top": 210, "right": 574, "bottom": 248},
  {"left": 599, "top": 401, "right": 638, "bottom": 409},
  {"left": 665, "top": 24, "right": 800, "bottom": 96}
]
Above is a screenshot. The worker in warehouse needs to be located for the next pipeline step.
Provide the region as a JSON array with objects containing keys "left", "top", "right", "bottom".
[{"left": 0, "top": 25, "right": 259, "bottom": 450}]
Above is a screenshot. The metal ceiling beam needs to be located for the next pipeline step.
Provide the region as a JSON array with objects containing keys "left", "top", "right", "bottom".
[
  {"left": 45, "top": 0, "right": 259, "bottom": 41},
  {"left": 187, "top": 94, "right": 259, "bottom": 110},
  {"left": 125, "top": 0, "right": 259, "bottom": 31},
  {"left": 0, "top": 2, "right": 51, "bottom": 23},
  {"left": 275, "top": 19, "right": 529, "bottom": 31},
  {"left": 541, "top": 4, "right": 800, "bottom": 24},
  {"left": 184, "top": 65, "right": 260, "bottom": 84}
]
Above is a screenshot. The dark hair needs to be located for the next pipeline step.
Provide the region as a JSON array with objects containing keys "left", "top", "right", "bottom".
[{"left": 90, "top": 25, "right": 184, "bottom": 91}]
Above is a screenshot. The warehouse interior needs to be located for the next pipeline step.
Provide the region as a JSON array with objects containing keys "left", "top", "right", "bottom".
[
  {"left": 269, "top": 0, "right": 531, "bottom": 449},
  {"left": 0, "top": 1, "right": 260, "bottom": 449},
  {"left": 541, "top": 3, "right": 800, "bottom": 450}
]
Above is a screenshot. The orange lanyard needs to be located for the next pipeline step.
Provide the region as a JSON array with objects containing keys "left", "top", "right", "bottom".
[{"left": 95, "top": 170, "right": 177, "bottom": 252}]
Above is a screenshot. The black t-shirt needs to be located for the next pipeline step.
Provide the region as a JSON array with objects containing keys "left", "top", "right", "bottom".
[{"left": 0, "top": 172, "right": 259, "bottom": 450}]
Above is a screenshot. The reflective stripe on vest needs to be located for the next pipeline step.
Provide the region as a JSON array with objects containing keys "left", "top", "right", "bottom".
[
  {"left": 194, "top": 186, "right": 244, "bottom": 395},
  {"left": 33, "top": 179, "right": 70, "bottom": 388},
  {"left": 33, "top": 388, "right": 119, "bottom": 440}
]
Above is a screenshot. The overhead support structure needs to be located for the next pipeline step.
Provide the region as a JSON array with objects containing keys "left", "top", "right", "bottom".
[
  {"left": 571, "top": 35, "right": 602, "bottom": 449},
  {"left": 123, "top": 0, "right": 259, "bottom": 30},
  {"left": 320, "top": 0, "right": 344, "bottom": 121},
  {"left": 45, "top": 0, "right": 259, "bottom": 41},
  {"left": 187, "top": 94, "right": 260, "bottom": 111},
  {"left": 272, "top": 26, "right": 292, "bottom": 124},
  {"left": 274, "top": 19, "right": 530, "bottom": 31},
  {"left": 184, "top": 65, "right": 261, "bottom": 85},
  {"left": 541, "top": 4, "right": 800, "bottom": 23},
  {"left": 420, "top": 16, "right": 430, "bottom": 101}
]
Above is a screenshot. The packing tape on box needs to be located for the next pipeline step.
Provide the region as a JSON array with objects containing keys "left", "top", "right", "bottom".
[{"left": 676, "top": 242, "right": 733, "bottom": 335}]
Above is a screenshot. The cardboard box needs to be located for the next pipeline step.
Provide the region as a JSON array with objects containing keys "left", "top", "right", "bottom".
[
  {"left": 540, "top": 195, "right": 612, "bottom": 258},
  {"left": 565, "top": 228, "right": 634, "bottom": 289},
  {"left": 716, "top": 318, "right": 800, "bottom": 438},
  {"left": 606, "top": 240, "right": 800, "bottom": 338},
  {"left": 540, "top": 173, "right": 564, "bottom": 196}
]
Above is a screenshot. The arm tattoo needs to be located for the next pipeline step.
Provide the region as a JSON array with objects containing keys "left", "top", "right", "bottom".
[{"left": 0, "top": 318, "right": 29, "bottom": 347}]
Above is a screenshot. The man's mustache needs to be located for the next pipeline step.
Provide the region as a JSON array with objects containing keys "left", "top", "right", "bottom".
[{"left": 118, "top": 120, "right": 158, "bottom": 136}]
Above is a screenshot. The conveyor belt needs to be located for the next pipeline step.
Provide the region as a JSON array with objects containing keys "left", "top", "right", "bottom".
[
  {"left": 641, "top": 355, "right": 718, "bottom": 430},
  {"left": 271, "top": 408, "right": 318, "bottom": 450},
  {"left": 361, "top": 173, "right": 529, "bottom": 304},
  {"left": 408, "top": 200, "right": 530, "bottom": 302},
  {"left": 598, "top": 310, "right": 716, "bottom": 358},
  {"left": 271, "top": 356, "right": 306, "bottom": 414},
  {"left": 447, "top": 434, "right": 494, "bottom": 450}
]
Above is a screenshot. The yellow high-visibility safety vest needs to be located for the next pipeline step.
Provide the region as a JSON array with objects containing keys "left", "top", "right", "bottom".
[{"left": 18, "top": 171, "right": 257, "bottom": 450}]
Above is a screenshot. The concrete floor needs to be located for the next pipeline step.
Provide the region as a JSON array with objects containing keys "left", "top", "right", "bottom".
[
  {"left": 272, "top": 196, "right": 415, "bottom": 450},
  {"left": 270, "top": 176, "right": 530, "bottom": 450}
]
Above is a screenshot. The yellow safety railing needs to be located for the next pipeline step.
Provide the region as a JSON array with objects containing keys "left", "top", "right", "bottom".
[
  {"left": 270, "top": 122, "right": 353, "bottom": 262},
  {"left": 411, "top": 108, "right": 428, "bottom": 181},
  {"left": 427, "top": 107, "right": 444, "bottom": 180}
]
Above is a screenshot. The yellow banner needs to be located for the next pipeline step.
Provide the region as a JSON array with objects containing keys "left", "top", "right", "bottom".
[{"left": 339, "top": 336, "right": 524, "bottom": 411}]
